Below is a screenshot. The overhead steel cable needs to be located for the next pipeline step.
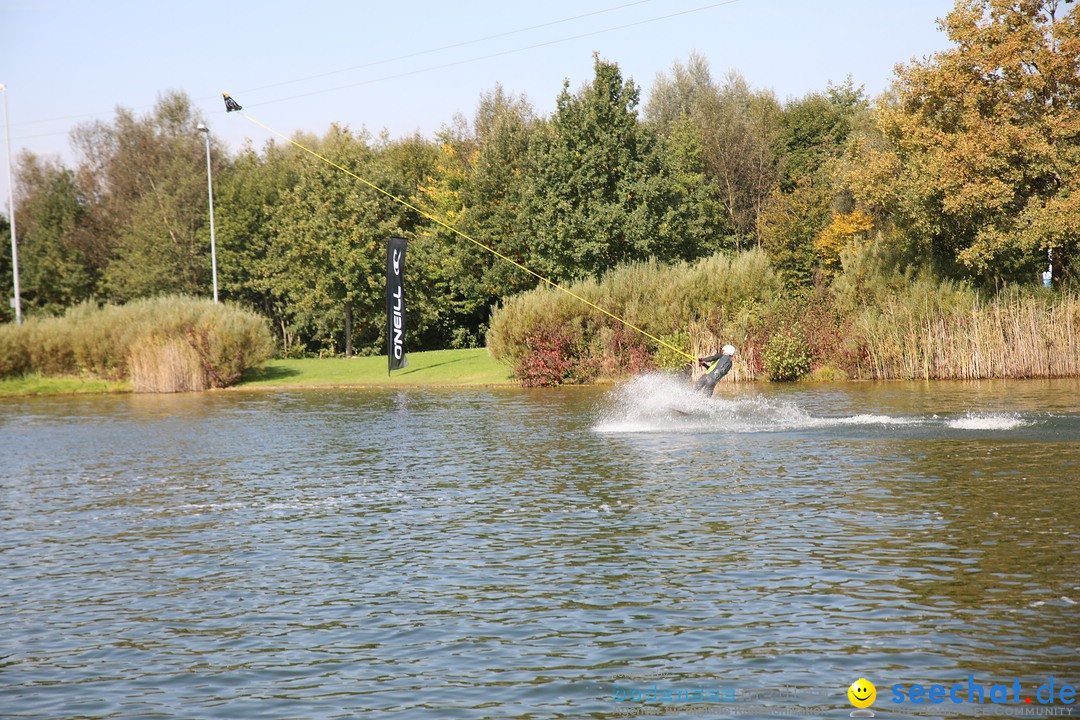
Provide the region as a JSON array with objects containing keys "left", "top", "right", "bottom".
[
  {"left": 243, "top": 0, "right": 743, "bottom": 109},
  {"left": 240, "top": 0, "right": 663, "bottom": 95}
]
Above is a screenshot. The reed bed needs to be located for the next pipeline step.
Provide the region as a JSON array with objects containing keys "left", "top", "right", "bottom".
[
  {"left": 852, "top": 291, "right": 1079, "bottom": 380},
  {"left": 129, "top": 336, "right": 209, "bottom": 393},
  {"left": 488, "top": 245, "right": 1079, "bottom": 384},
  {"left": 0, "top": 296, "right": 274, "bottom": 392}
]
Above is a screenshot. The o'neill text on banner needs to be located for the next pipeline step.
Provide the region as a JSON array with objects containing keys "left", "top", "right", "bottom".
[{"left": 386, "top": 237, "right": 408, "bottom": 373}]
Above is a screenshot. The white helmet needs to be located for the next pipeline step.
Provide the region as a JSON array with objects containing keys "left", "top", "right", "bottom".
[{"left": 722, "top": 344, "right": 737, "bottom": 356}]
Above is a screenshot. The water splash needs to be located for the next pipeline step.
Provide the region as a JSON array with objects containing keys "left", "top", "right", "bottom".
[
  {"left": 593, "top": 373, "right": 1033, "bottom": 434},
  {"left": 946, "top": 412, "right": 1031, "bottom": 431},
  {"left": 593, "top": 374, "right": 911, "bottom": 434}
]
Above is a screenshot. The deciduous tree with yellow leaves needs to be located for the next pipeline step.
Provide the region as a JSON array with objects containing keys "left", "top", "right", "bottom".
[
  {"left": 815, "top": 208, "right": 876, "bottom": 271},
  {"left": 848, "top": 0, "right": 1079, "bottom": 285}
]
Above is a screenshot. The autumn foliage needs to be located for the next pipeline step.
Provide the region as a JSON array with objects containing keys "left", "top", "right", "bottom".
[
  {"left": 2, "top": 0, "right": 1076, "bottom": 373},
  {"left": 847, "top": 0, "right": 1079, "bottom": 283}
]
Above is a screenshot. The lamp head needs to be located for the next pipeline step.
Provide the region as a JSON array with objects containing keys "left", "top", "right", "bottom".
[{"left": 196, "top": 123, "right": 208, "bottom": 133}]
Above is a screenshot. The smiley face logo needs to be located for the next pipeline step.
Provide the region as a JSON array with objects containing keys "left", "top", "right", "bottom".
[{"left": 848, "top": 678, "right": 876, "bottom": 708}]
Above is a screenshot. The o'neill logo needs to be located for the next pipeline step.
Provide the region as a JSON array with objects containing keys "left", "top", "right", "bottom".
[
  {"left": 386, "top": 237, "right": 408, "bottom": 372},
  {"left": 391, "top": 249, "right": 404, "bottom": 360}
]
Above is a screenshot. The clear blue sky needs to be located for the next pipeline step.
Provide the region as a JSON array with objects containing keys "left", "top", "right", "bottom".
[{"left": 1, "top": 0, "right": 955, "bottom": 212}]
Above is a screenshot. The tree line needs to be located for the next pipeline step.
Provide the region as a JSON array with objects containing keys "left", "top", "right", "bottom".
[{"left": 1, "top": 0, "right": 1076, "bottom": 358}]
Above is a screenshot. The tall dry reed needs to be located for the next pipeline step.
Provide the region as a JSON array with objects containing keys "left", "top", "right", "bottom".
[
  {"left": 128, "top": 336, "right": 209, "bottom": 392},
  {"left": 0, "top": 296, "right": 274, "bottom": 391},
  {"left": 852, "top": 291, "right": 1080, "bottom": 379}
]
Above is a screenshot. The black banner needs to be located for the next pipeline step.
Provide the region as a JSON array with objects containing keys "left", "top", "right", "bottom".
[{"left": 386, "top": 237, "right": 408, "bottom": 373}]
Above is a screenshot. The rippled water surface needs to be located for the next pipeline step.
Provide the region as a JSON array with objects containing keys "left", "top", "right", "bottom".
[{"left": 2, "top": 377, "right": 1078, "bottom": 719}]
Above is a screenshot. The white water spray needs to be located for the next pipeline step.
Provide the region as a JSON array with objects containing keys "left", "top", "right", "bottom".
[{"left": 593, "top": 373, "right": 1032, "bottom": 434}]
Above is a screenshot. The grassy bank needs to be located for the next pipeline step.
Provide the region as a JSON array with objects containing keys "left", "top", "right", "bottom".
[
  {"left": 0, "top": 349, "right": 513, "bottom": 395},
  {"left": 0, "top": 374, "right": 132, "bottom": 396},
  {"left": 236, "top": 348, "right": 514, "bottom": 389},
  {"left": 488, "top": 250, "right": 779, "bottom": 385}
]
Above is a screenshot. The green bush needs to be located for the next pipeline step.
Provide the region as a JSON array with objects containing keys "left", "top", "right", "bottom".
[
  {"left": 0, "top": 296, "right": 275, "bottom": 390},
  {"left": 0, "top": 323, "right": 30, "bottom": 377},
  {"left": 487, "top": 249, "right": 783, "bottom": 383},
  {"left": 25, "top": 317, "right": 77, "bottom": 376},
  {"left": 484, "top": 239, "right": 1080, "bottom": 383},
  {"left": 652, "top": 330, "right": 692, "bottom": 371},
  {"left": 761, "top": 328, "right": 812, "bottom": 381}
]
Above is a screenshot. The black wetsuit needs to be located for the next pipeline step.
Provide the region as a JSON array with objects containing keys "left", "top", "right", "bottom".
[{"left": 693, "top": 352, "right": 732, "bottom": 396}]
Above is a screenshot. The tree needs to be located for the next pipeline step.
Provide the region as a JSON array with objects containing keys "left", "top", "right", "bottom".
[
  {"left": 815, "top": 208, "right": 875, "bottom": 271},
  {"left": 412, "top": 86, "right": 543, "bottom": 348},
  {"left": 698, "top": 71, "right": 783, "bottom": 241},
  {"left": 377, "top": 130, "right": 450, "bottom": 349},
  {"left": 756, "top": 81, "right": 870, "bottom": 286},
  {"left": 757, "top": 176, "right": 833, "bottom": 287},
  {"left": 458, "top": 85, "right": 538, "bottom": 301},
  {"left": 263, "top": 126, "right": 412, "bottom": 357},
  {"left": 214, "top": 139, "right": 303, "bottom": 349},
  {"left": 12, "top": 155, "right": 97, "bottom": 315},
  {"left": 521, "top": 55, "right": 717, "bottom": 282},
  {"left": 779, "top": 78, "right": 868, "bottom": 191},
  {"left": 647, "top": 56, "right": 783, "bottom": 243},
  {"left": 644, "top": 51, "right": 716, "bottom": 134},
  {"left": 847, "top": 0, "right": 1080, "bottom": 284},
  {"left": 71, "top": 90, "right": 214, "bottom": 301},
  {"left": 0, "top": 214, "right": 11, "bottom": 323}
]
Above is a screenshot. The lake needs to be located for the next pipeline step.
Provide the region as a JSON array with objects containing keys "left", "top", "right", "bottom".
[{"left": 2, "top": 375, "right": 1078, "bottom": 719}]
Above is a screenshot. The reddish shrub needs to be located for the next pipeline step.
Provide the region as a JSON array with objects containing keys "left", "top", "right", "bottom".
[
  {"left": 515, "top": 326, "right": 596, "bottom": 387},
  {"left": 597, "top": 323, "right": 655, "bottom": 377}
]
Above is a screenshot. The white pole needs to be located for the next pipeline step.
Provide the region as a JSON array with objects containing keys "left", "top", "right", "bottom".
[
  {"left": 1, "top": 83, "right": 22, "bottom": 324},
  {"left": 197, "top": 123, "right": 219, "bottom": 303}
]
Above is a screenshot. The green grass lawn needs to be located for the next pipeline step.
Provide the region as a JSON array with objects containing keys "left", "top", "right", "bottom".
[
  {"left": 236, "top": 348, "right": 515, "bottom": 389},
  {"left": 0, "top": 373, "right": 132, "bottom": 396},
  {"left": 0, "top": 349, "right": 515, "bottom": 396}
]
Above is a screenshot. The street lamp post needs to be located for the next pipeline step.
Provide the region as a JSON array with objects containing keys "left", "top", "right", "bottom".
[
  {"left": 1, "top": 83, "right": 22, "bottom": 324},
  {"left": 196, "top": 123, "right": 219, "bottom": 303}
]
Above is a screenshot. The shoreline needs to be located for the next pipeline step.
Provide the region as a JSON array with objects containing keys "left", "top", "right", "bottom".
[
  {"left": 5, "top": 349, "right": 1079, "bottom": 398},
  {"left": 5, "top": 368, "right": 1079, "bottom": 398}
]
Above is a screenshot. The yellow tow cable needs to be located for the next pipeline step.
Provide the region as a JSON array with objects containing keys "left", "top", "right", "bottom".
[{"left": 231, "top": 102, "right": 697, "bottom": 363}]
